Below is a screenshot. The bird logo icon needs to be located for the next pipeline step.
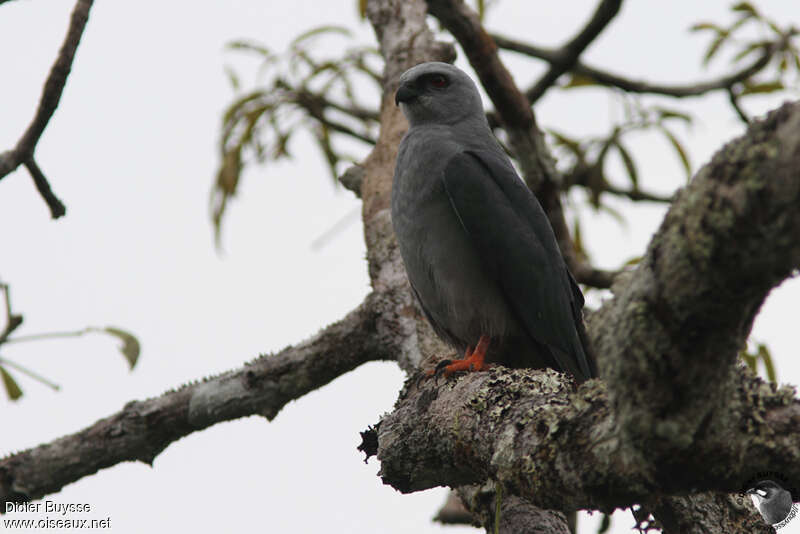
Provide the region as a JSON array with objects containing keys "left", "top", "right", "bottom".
[{"left": 746, "top": 480, "right": 797, "bottom": 527}]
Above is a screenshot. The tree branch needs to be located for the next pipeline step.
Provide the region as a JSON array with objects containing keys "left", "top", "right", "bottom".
[
  {"left": 525, "top": 0, "right": 623, "bottom": 104},
  {"left": 596, "top": 100, "right": 800, "bottom": 449},
  {"left": 0, "top": 295, "right": 396, "bottom": 506},
  {"left": 0, "top": 0, "right": 94, "bottom": 218},
  {"left": 426, "top": 0, "right": 617, "bottom": 289},
  {"left": 376, "top": 365, "right": 800, "bottom": 511},
  {"left": 492, "top": 33, "right": 776, "bottom": 99}
]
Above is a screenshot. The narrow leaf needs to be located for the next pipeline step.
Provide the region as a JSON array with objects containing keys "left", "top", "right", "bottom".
[
  {"left": 613, "top": 140, "right": 639, "bottom": 188},
  {"left": 740, "top": 351, "right": 757, "bottom": 372},
  {"left": 599, "top": 202, "right": 628, "bottom": 228},
  {"left": 703, "top": 33, "right": 729, "bottom": 66},
  {"left": 562, "top": 73, "right": 598, "bottom": 88},
  {"left": 572, "top": 217, "right": 585, "bottom": 259},
  {"left": 223, "top": 65, "right": 240, "bottom": 92},
  {"left": 548, "top": 130, "right": 585, "bottom": 160},
  {"left": 655, "top": 107, "right": 693, "bottom": 124},
  {"left": 660, "top": 127, "right": 691, "bottom": 180},
  {"left": 598, "top": 513, "right": 612, "bottom": 534},
  {"left": 291, "top": 25, "right": 352, "bottom": 46},
  {"left": 731, "top": 2, "right": 758, "bottom": 17},
  {"left": 0, "top": 365, "right": 22, "bottom": 401},
  {"left": 740, "top": 80, "right": 784, "bottom": 95},
  {"left": 731, "top": 41, "right": 769, "bottom": 63},
  {"left": 689, "top": 22, "right": 722, "bottom": 33},
  {"left": 226, "top": 40, "right": 271, "bottom": 57},
  {"left": 757, "top": 344, "right": 777, "bottom": 383},
  {"left": 103, "top": 327, "right": 140, "bottom": 370}
]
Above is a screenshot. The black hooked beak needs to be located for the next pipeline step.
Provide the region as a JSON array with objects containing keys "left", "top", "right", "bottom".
[{"left": 395, "top": 83, "right": 419, "bottom": 106}]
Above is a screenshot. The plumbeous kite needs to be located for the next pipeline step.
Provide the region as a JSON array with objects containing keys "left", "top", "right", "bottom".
[{"left": 391, "top": 62, "right": 597, "bottom": 383}]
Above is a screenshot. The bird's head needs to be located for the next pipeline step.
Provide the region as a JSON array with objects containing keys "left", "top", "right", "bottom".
[{"left": 395, "top": 62, "right": 484, "bottom": 127}]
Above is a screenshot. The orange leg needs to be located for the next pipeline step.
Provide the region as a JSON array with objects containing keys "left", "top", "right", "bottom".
[{"left": 428, "top": 335, "right": 490, "bottom": 377}]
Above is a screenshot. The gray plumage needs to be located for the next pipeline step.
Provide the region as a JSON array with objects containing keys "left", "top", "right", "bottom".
[{"left": 391, "top": 62, "right": 596, "bottom": 382}]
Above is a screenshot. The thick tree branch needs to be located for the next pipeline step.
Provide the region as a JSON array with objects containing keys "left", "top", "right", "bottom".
[
  {"left": 492, "top": 33, "right": 776, "bottom": 99},
  {"left": 595, "top": 101, "right": 800, "bottom": 449},
  {"left": 376, "top": 365, "right": 800, "bottom": 511},
  {"left": 0, "top": 294, "right": 396, "bottom": 506},
  {"left": 426, "top": 0, "right": 616, "bottom": 289},
  {"left": 0, "top": 0, "right": 93, "bottom": 218},
  {"left": 525, "top": 0, "right": 623, "bottom": 104}
]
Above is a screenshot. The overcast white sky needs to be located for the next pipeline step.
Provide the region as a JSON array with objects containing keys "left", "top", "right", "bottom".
[{"left": 1, "top": 1, "right": 798, "bottom": 533}]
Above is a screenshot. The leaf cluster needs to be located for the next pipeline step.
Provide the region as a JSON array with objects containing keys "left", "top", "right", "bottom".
[{"left": 212, "top": 26, "right": 382, "bottom": 244}]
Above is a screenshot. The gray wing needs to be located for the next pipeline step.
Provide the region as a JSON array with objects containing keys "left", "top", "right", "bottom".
[{"left": 442, "top": 149, "right": 596, "bottom": 381}]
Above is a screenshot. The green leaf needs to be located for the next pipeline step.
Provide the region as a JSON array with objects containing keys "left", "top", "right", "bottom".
[
  {"left": 598, "top": 513, "right": 612, "bottom": 533},
  {"left": 613, "top": 140, "right": 639, "bottom": 189},
  {"left": 703, "top": 33, "right": 729, "bottom": 66},
  {"left": 548, "top": 130, "right": 585, "bottom": 160},
  {"left": 689, "top": 22, "right": 722, "bottom": 34},
  {"left": 654, "top": 107, "right": 693, "bottom": 125},
  {"left": 731, "top": 2, "right": 758, "bottom": 17},
  {"left": 572, "top": 217, "right": 586, "bottom": 259},
  {"left": 731, "top": 41, "right": 769, "bottom": 63},
  {"left": 223, "top": 65, "right": 240, "bottom": 92},
  {"left": 562, "top": 73, "right": 598, "bottom": 88},
  {"left": 757, "top": 344, "right": 777, "bottom": 383},
  {"left": 599, "top": 202, "right": 628, "bottom": 228},
  {"left": 740, "top": 351, "right": 757, "bottom": 372},
  {"left": 226, "top": 40, "right": 271, "bottom": 57},
  {"left": 291, "top": 25, "right": 352, "bottom": 46},
  {"left": 103, "top": 327, "right": 140, "bottom": 370},
  {"left": 0, "top": 365, "right": 22, "bottom": 401},
  {"left": 740, "top": 80, "right": 784, "bottom": 95},
  {"left": 659, "top": 126, "right": 691, "bottom": 180},
  {"left": 623, "top": 256, "right": 643, "bottom": 267}
]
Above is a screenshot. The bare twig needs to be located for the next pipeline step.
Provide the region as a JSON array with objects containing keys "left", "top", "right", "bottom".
[
  {"left": 0, "top": 357, "right": 60, "bottom": 391},
  {"left": 525, "top": 0, "right": 623, "bottom": 104},
  {"left": 492, "top": 33, "right": 777, "bottom": 99},
  {"left": 24, "top": 157, "right": 66, "bottom": 218},
  {"left": 0, "top": 0, "right": 94, "bottom": 218}
]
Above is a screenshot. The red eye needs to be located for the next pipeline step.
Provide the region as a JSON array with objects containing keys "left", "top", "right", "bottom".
[{"left": 430, "top": 75, "right": 448, "bottom": 88}]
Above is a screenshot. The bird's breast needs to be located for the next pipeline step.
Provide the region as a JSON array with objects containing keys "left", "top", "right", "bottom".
[{"left": 392, "top": 146, "right": 519, "bottom": 350}]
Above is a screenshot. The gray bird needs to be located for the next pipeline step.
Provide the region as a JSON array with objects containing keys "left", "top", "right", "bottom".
[
  {"left": 747, "top": 480, "right": 793, "bottom": 525},
  {"left": 391, "top": 62, "right": 596, "bottom": 382}
]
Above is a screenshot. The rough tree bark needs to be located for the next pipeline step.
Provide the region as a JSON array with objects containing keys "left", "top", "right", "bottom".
[{"left": 1, "top": 1, "right": 798, "bottom": 533}]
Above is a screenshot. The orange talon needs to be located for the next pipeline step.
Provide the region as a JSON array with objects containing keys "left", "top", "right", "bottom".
[{"left": 439, "top": 335, "right": 490, "bottom": 376}]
